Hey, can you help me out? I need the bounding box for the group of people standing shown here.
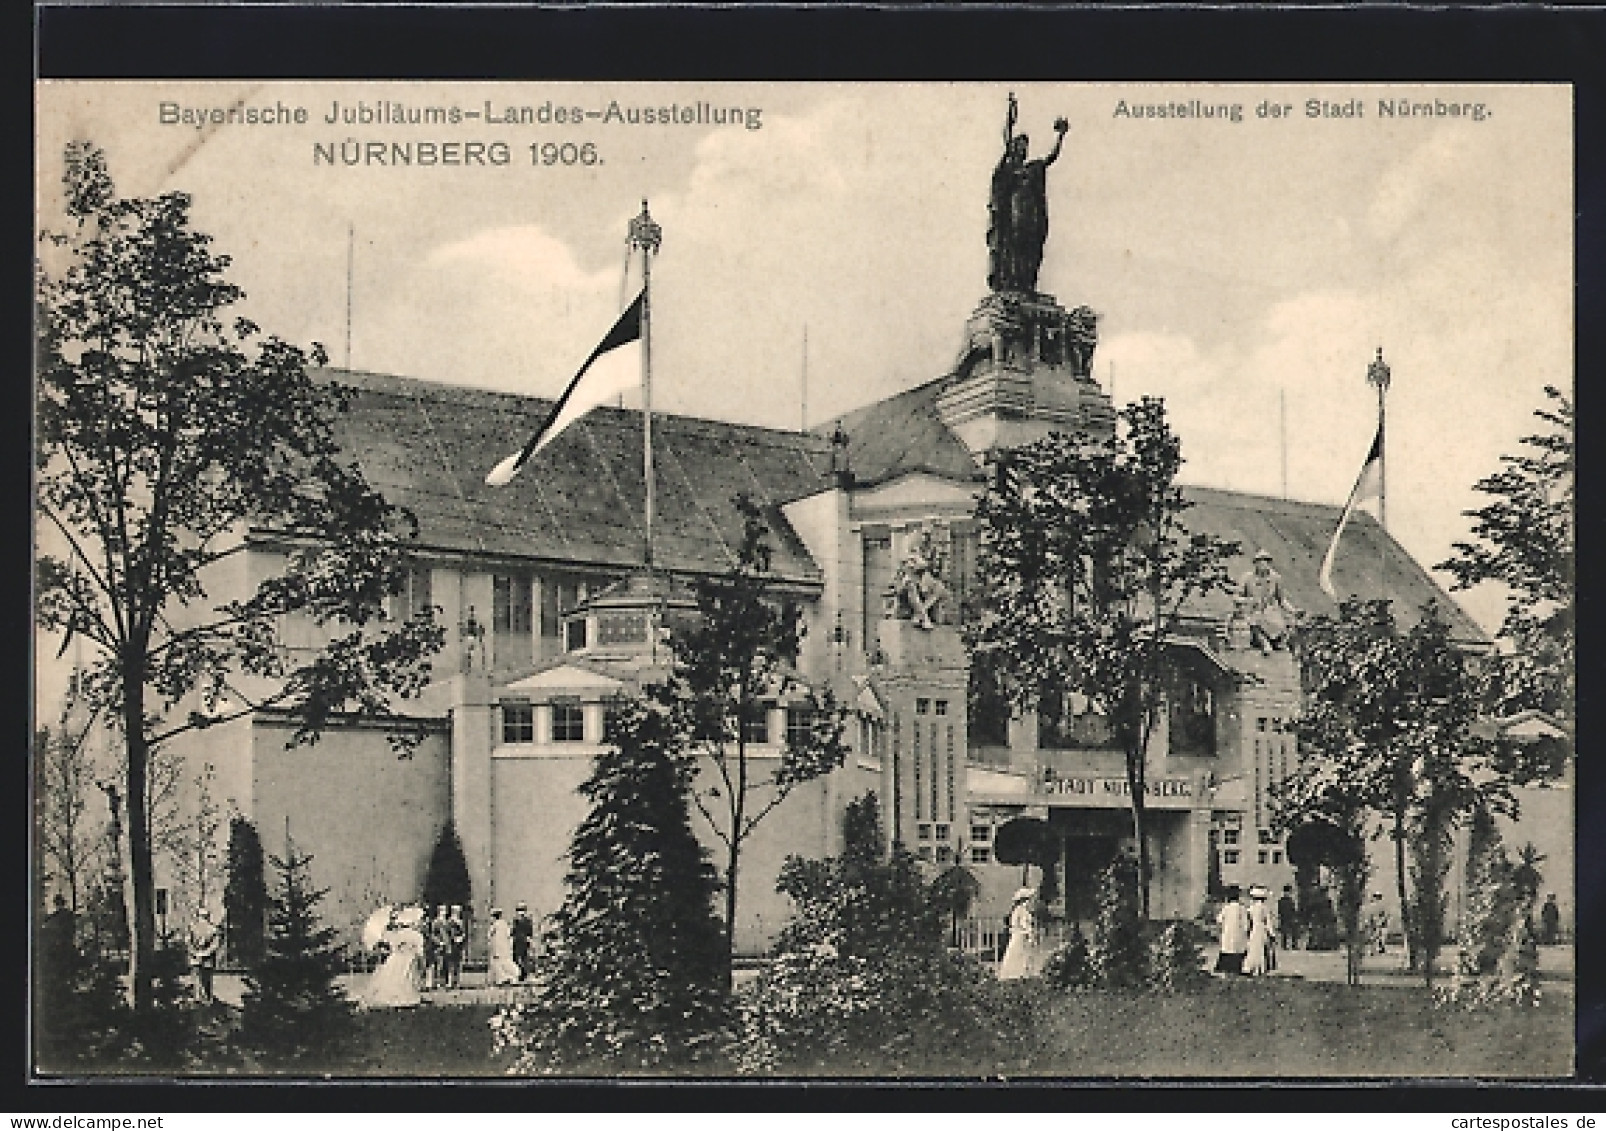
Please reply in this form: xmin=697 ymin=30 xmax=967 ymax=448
xmin=361 ymin=900 xmax=540 ymax=1006
xmin=1214 ymin=884 xmax=1280 ymax=976
xmin=485 ymin=903 xmax=536 ymax=986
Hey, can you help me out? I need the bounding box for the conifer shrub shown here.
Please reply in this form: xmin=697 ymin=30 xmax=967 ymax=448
xmin=1086 ymin=855 xmax=1146 ymax=989
xmin=224 ymin=817 xmax=268 ymax=970
xmin=237 ymin=838 xmax=355 ymax=1070
xmin=491 ymin=694 xmax=729 ymax=1074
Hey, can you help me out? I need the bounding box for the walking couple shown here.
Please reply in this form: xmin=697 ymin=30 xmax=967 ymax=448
xmin=1215 ymin=884 xmax=1276 ymax=976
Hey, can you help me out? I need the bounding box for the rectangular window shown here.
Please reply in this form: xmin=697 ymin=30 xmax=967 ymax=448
xmin=1257 ymin=850 xmax=1270 ymax=865
xmin=936 ymin=845 xmax=954 ymax=865
xmin=935 ymin=823 xmax=950 ymax=841
xmin=1223 ymin=828 xmax=1240 ymax=846
xmin=493 ymin=573 xmax=534 ymax=665
xmin=400 ymin=564 xmax=432 ymax=621
xmin=501 ymin=702 xmax=534 ymax=744
xmin=917 ymin=823 xmax=932 ymax=841
xmin=1256 ymin=716 xmax=1268 ymax=732
xmin=971 ymin=824 xmax=991 ymax=843
xmin=971 ymin=847 xmax=992 ymax=865
xmin=540 ymin=577 xmax=586 ymax=640
xmin=785 ymin=706 xmax=814 ymax=749
xmin=551 ymin=701 xmax=585 ymax=743
xmin=915 ymin=698 xmax=930 ymax=715
xmin=742 ymin=704 xmax=772 ymax=745
xmin=1223 ymin=850 xmax=1240 ymax=865
xmin=934 ymin=700 xmax=948 ymax=716
xmin=1272 ymin=850 xmax=1284 ymax=865
xmin=916 ymin=846 xmax=933 ymax=863
xmin=564 ymin=618 xmax=588 ymax=652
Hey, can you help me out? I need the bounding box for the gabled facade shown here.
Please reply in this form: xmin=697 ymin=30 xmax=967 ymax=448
xmin=148 ymin=294 xmax=1543 ymax=960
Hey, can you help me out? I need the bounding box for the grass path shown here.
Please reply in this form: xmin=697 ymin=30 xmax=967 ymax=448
xmin=334 ymin=976 xmax=1572 ymax=1079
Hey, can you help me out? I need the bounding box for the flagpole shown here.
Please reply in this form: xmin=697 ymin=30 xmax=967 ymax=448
xmin=628 ymin=200 xmax=663 ymax=571
xmin=1367 ymin=347 xmax=1392 ymax=589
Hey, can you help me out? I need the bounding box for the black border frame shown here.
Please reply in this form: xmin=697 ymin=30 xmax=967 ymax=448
xmin=26 ymin=2 xmax=1605 ymax=1110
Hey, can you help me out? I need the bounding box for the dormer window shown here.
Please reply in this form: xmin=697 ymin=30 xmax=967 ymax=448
xmin=564 ymin=617 xmax=589 ymax=653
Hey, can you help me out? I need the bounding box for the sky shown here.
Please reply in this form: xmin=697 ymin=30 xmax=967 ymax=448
xmin=34 ymin=80 xmax=1572 ymax=711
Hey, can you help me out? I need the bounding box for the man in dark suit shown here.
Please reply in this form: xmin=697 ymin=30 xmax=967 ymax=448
xmin=511 ymin=903 xmax=535 ymax=981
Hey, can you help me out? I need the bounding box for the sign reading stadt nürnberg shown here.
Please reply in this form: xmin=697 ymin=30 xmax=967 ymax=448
xmin=1039 ymin=773 xmax=1197 ymax=808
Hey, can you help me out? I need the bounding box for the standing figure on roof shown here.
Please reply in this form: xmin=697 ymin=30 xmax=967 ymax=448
xmin=988 ymin=92 xmax=1070 ymax=295
xmin=1238 ymin=549 xmax=1300 ymax=654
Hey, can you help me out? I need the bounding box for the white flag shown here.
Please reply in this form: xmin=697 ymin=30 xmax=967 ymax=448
xmin=1318 ymin=422 xmax=1383 ymax=600
xmin=485 ymin=289 xmax=645 ymax=486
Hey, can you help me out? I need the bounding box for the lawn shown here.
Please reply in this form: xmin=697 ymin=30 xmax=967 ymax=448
xmin=326 ymin=978 xmax=1572 ymax=1080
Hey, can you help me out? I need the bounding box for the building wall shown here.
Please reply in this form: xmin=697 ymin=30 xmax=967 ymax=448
xmin=250 ymin=716 xmax=451 ymax=951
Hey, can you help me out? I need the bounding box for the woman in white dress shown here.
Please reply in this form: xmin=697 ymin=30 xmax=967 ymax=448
xmin=363 ymin=905 xmax=425 ymax=1008
xmin=1243 ymin=885 xmax=1275 ymax=976
xmin=486 ymin=907 xmax=522 ymax=986
xmin=997 ymin=887 xmax=1040 ymax=981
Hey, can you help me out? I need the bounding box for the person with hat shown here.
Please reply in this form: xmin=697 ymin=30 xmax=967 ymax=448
xmin=187 ymin=906 xmax=221 ymax=1004
xmin=1238 ymin=550 xmax=1299 ymax=654
xmin=1214 ymin=885 xmax=1251 ymax=975
xmin=362 ymin=905 xmax=425 ymax=1008
xmin=511 ymin=902 xmax=535 ymax=981
xmin=1243 ymin=884 xmax=1275 ymax=976
xmin=485 ymin=907 xmax=521 ymax=986
xmin=997 ymin=887 xmax=1042 ymax=981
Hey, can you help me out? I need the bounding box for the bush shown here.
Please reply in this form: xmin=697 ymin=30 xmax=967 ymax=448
xmin=731 ymin=793 xmax=1037 ymax=1075
xmin=1086 ymin=855 xmax=1145 ymax=989
xmin=1042 ymin=922 xmax=1091 ymax=990
xmin=1146 ymin=920 xmax=1210 ymax=993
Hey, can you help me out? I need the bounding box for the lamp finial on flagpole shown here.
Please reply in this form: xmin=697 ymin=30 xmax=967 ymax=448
xmin=1366 ymin=346 xmax=1391 ymax=396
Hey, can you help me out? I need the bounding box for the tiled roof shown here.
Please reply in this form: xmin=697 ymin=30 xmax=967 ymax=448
xmin=320 ymin=369 xmax=831 ymax=585
xmin=1178 ymin=486 xmax=1486 ymax=643
xmin=821 ymin=375 xmax=981 ymax=487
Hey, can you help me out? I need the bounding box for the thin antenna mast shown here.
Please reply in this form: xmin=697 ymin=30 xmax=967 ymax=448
xmin=345 ymin=223 xmax=354 ymax=370
xmin=1280 ymin=387 xmax=1288 ymax=499
xmin=801 ymin=324 xmax=809 ymax=432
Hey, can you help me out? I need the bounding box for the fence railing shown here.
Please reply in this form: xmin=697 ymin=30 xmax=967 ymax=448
xmin=951 ymin=917 xmax=1074 ymax=962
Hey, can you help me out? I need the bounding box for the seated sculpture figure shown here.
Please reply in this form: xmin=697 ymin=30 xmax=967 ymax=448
xmin=1238 ymin=549 xmax=1300 ymax=654
xmin=889 ymin=530 xmax=951 ymax=631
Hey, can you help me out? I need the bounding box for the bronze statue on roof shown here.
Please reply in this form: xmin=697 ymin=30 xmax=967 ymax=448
xmin=987 ymin=93 xmax=1070 ymax=295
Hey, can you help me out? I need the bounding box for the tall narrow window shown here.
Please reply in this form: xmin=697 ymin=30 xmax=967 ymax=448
xmin=493 ymin=573 xmax=534 ymax=667
xmin=400 ymin=564 xmax=432 ymax=621
xmin=551 ymin=700 xmax=585 ymax=742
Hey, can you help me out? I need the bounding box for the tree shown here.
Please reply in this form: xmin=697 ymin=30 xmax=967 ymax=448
xmin=224 ymin=815 xmax=269 ymax=969
xmin=238 ymin=832 xmax=354 ymax=1069
xmin=968 ymin=399 xmax=1239 ymax=918
xmin=1438 ymin=386 xmax=1573 ymax=724
xmin=498 ymin=694 xmax=728 ymax=1072
xmin=35 ymin=706 xmax=105 ymax=917
xmin=1282 ymin=818 xmax=1365 ymax=979
xmin=668 ymin=494 xmax=849 ymax=988
xmin=420 ymin=820 xmax=472 ymax=912
xmin=1282 ymin=599 xmax=1512 ymax=987
xmin=35 ymin=143 xmax=444 ymax=1011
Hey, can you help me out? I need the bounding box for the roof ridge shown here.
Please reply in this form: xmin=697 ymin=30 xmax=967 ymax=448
xmin=321 ymin=367 xmax=834 ymax=449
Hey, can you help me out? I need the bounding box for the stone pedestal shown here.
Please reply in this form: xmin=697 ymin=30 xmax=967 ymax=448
xmin=873 ymin=620 xmax=970 ymax=859
xmin=937 ymin=290 xmax=1115 ymax=456
xmin=449 ymin=670 xmax=494 ymax=961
